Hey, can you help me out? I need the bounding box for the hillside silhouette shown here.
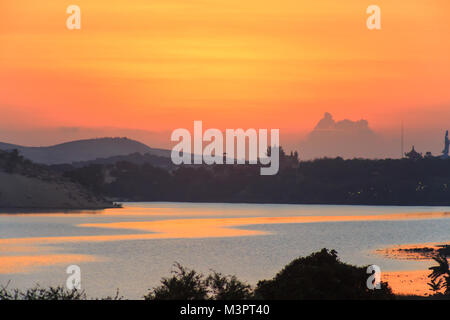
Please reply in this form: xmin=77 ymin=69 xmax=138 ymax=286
xmin=0 ymin=137 xmax=171 ymax=165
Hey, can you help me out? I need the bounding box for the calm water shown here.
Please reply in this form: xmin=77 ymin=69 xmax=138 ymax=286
xmin=1 ymin=202 xmax=450 ymax=299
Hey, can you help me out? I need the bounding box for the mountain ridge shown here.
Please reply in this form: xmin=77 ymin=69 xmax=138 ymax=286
xmin=0 ymin=137 xmax=171 ymax=165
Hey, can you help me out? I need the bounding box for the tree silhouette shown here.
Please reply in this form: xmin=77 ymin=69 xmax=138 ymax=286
xmin=428 ymin=254 xmax=450 ymax=296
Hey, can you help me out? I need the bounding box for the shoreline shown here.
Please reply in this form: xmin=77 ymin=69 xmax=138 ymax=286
xmin=112 ymin=199 xmax=450 ymax=206
xmin=377 ymin=242 xmax=450 ymax=296
xmin=0 ymin=204 xmax=121 ymax=214
xmin=4 ymin=201 xmax=450 ymax=214
xmin=375 ymin=242 xmax=450 ymax=261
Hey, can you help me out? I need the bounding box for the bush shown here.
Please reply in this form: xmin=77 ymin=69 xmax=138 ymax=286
xmin=205 ymin=272 xmax=252 ymax=300
xmin=144 ymin=263 xmax=208 ymax=300
xmin=0 ymin=283 xmax=123 ymax=300
xmin=144 ymin=263 xmax=252 ymax=300
xmin=0 ymin=284 xmax=86 ymax=300
xmin=254 ymin=248 xmax=394 ymax=300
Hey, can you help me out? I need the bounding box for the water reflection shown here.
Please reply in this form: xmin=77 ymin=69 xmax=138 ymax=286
xmin=0 ymin=254 xmax=97 ymax=274
xmin=1 ymin=209 xmax=450 ymax=275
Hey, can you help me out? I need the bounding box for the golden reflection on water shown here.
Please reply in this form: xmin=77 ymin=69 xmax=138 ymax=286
xmin=0 ymin=254 xmax=97 ymax=274
xmin=1 ymin=210 xmax=450 ymax=274
xmin=383 ymin=270 xmax=431 ymax=296
xmin=1 ymin=211 xmax=450 ymax=247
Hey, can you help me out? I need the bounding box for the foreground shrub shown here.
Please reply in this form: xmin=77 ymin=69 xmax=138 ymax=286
xmin=0 ymin=283 xmax=123 ymax=300
xmin=254 ymin=248 xmax=394 ymax=300
xmin=144 ymin=263 xmax=208 ymax=300
xmin=205 ymin=272 xmax=252 ymax=300
xmin=0 ymin=285 xmax=86 ymax=300
xmin=144 ymin=263 xmax=252 ymax=300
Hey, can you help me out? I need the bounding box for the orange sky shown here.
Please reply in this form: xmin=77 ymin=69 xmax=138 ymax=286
xmin=1 ymin=0 xmax=449 ymax=135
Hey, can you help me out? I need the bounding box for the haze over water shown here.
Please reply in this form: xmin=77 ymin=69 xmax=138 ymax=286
xmin=1 ymin=202 xmax=450 ymax=298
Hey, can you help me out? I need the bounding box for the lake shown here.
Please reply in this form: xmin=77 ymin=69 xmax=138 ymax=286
xmin=1 ymin=202 xmax=450 ymax=298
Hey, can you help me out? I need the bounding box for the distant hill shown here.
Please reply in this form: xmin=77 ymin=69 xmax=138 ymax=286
xmin=0 ymin=137 xmax=171 ymax=165
xmin=68 ymin=152 xmax=175 ymax=170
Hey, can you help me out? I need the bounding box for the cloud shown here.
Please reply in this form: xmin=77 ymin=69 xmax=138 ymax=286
xmin=299 ymin=112 xmax=384 ymax=159
xmin=313 ymin=112 xmax=372 ymax=133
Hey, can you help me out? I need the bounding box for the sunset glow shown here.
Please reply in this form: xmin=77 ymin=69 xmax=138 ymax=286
xmin=1 ymin=0 xmax=450 ymax=135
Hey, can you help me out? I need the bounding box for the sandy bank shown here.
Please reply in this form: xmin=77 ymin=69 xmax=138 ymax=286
xmin=0 ymin=171 xmax=114 ymax=210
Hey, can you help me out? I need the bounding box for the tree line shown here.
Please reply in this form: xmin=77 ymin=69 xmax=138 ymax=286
xmin=62 ymin=154 xmax=450 ymax=205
